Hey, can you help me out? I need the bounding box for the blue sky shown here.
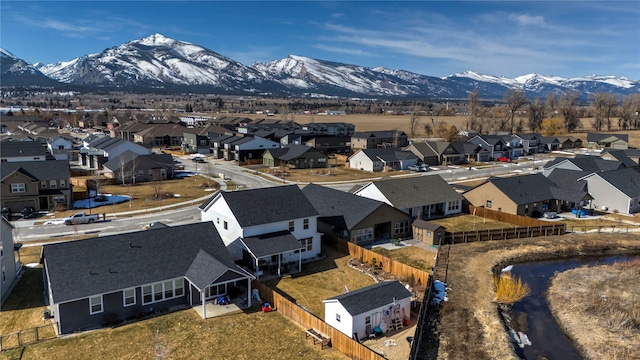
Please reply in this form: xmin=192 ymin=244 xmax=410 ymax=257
xmin=2 ymin=1 xmax=639 ymax=79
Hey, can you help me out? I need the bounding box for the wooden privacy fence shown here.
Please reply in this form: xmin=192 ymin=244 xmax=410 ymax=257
xmin=0 ymin=323 xmax=57 ymax=351
xmin=446 ymin=224 xmax=566 ymax=244
xmin=323 ymin=235 xmax=430 ymax=286
xmin=252 ymin=281 xmax=386 ymax=360
xmin=464 ymin=204 xmax=552 ymax=227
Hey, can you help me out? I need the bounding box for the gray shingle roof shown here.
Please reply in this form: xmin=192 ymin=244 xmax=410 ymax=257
xmin=481 ymin=173 xmax=590 ymax=204
xmin=1 ymin=160 xmax=70 ymax=181
xmin=241 ymin=231 xmax=303 ymax=258
xmin=184 ymin=249 xmax=247 ymax=291
xmin=593 ymin=168 xmax=640 ymax=198
xmin=102 ymin=151 xmax=174 ymax=170
xmin=200 ymin=185 xmax=319 ymax=227
xmin=302 ymin=183 xmax=401 ymax=230
xmin=544 ymin=155 xmax=624 ymax=173
xmin=42 ymin=222 xmax=249 ymax=304
xmin=365 ymin=175 xmax=463 ymax=209
xmin=546 ymin=168 xmax=589 ymax=191
xmin=358 ymin=147 xmax=418 ymax=162
xmin=0 ymin=141 xmax=47 ymax=157
xmin=587 ymin=133 xmax=629 ymax=143
xmin=265 ymin=144 xmax=320 ymax=161
xmin=324 ymin=281 xmax=412 ymax=316
xmin=412 ymin=219 xmax=443 ymax=231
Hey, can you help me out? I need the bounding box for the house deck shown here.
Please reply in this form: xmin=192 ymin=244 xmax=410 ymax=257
xmin=192 ymin=298 xmax=247 ymax=319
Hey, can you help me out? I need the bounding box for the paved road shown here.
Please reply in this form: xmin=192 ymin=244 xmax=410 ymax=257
xmin=16 ymin=155 xmax=548 ymax=243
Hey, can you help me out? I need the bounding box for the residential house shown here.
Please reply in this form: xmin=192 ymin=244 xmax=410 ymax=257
xmin=600 ymin=149 xmax=640 ymax=171
xmin=404 ymin=142 xmax=448 ymax=166
xmin=348 ymin=147 xmax=418 ymax=172
xmin=450 ymin=142 xmax=490 ymax=163
xmin=182 ymin=132 xmax=211 ymax=154
xmin=468 ymin=135 xmax=507 ymax=160
xmin=102 ymin=151 xmax=175 ymax=183
xmin=0 ymin=141 xmax=49 ymax=162
xmin=404 ymin=141 xmax=486 ymax=165
xmin=1 ymin=160 xmax=71 ymax=212
xmin=41 ymin=222 xmax=254 ymax=334
xmin=1 ymin=217 xmax=20 ymax=306
xmin=463 ymin=174 xmax=592 ymax=217
xmin=353 ymin=176 xmax=464 ymax=219
xmin=412 ymin=220 xmax=446 ymax=246
xmin=587 ymin=133 xmax=629 ymax=150
xmin=199 ymin=185 xmax=322 ymax=279
xmin=46 ymin=136 xmax=74 ymax=160
xmin=323 ymin=281 xmax=412 ymax=340
xmin=227 ymin=136 xmax=280 ymax=163
xmin=300 ymin=122 xmax=355 ymax=136
xmin=555 ymin=136 xmax=583 ymax=150
xmin=539 ymin=136 xmax=561 ymax=152
xmin=512 ymin=133 xmax=544 ymax=154
xmin=578 ymin=169 xmax=640 ymax=214
xmin=542 ymin=155 xmax=625 ymax=177
xmin=262 ymin=144 xmax=327 ymax=169
xmin=209 ymin=134 xmax=237 ymax=159
xmin=304 ymin=136 xmax=352 ymax=155
xmin=80 ymin=137 xmax=151 ymax=169
xmin=133 ymin=123 xmax=187 ymax=147
xmin=301 ymin=184 xmax=414 ymax=244
xmin=351 ymin=130 xmax=408 ymax=150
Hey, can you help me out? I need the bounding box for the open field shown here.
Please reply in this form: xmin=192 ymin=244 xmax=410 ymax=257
xmin=422 ymin=233 xmax=640 ymax=360
xmin=262 ymin=246 xmax=376 ymax=318
xmin=257 ymin=164 xmax=412 ymax=183
xmin=547 ymin=259 xmax=640 ymax=360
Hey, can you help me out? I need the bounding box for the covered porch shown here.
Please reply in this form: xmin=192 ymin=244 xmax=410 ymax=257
xmin=240 ymin=231 xmax=304 ymax=280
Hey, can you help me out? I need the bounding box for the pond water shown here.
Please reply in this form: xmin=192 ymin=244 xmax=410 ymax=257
xmin=505 ymin=255 xmax=639 ymax=360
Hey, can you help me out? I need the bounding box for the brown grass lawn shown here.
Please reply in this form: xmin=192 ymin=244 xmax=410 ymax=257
xmin=49 ymin=176 xmax=216 ymax=218
xmin=257 ymin=165 xmax=409 ymax=183
xmin=262 ymin=246 xmax=376 ymax=318
xmin=370 ymin=246 xmax=436 ymax=272
xmin=430 ymin=214 xmax=516 ymax=232
xmin=1 ymin=308 xmax=348 ymax=360
xmin=547 ymin=260 xmax=640 ymax=360
xmin=427 ymin=233 xmax=640 ymax=360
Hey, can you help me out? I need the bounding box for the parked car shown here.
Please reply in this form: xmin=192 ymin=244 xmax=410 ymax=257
xmin=496 ymin=156 xmax=512 ymax=162
xmin=21 ymin=207 xmax=36 ymax=218
xmin=1 ymin=207 xmax=11 ymax=219
xmin=408 ymin=164 xmax=430 ymax=172
xmin=543 ymin=211 xmax=558 ymax=219
xmin=63 ymin=212 xmax=99 ymax=225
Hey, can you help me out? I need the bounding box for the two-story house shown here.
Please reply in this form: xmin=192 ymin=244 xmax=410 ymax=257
xmin=1 ymin=160 xmax=71 ymax=212
xmin=80 ymin=137 xmax=151 ymax=169
xmin=199 ymin=185 xmax=321 ymax=279
xmin=351 ymin=130 xmax=408 ymax=150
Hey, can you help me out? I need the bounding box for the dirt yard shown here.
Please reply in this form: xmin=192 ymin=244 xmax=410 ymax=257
xmin=423 ymin=233 xmax=640 ymax=360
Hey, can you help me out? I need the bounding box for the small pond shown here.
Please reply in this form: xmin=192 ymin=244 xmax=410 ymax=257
xmin=505 ymin=255 xmax=639 ymax=360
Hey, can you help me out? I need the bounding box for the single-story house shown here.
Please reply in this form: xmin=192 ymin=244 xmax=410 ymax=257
xmin=41 ymin=222 xmax=254 ymax=334
xmin=348 ymin=147 xmax=418 ymax=172
xmin=353 ymin=175 xmax=464 ymax=219
xmin=323 ymin=281 xmax=412 ymax=340
xmin=102 ymin=151 xmax=175 ymax=183
xmin=301 ymin=183 xmax=414 ymax=244
xmin=587 ymin=133 xmax=629 ymax=150
xmin=578 ymin=168 xmax=640 ymax=214
xmin=262 ymin=144 xmax=327 ymax=169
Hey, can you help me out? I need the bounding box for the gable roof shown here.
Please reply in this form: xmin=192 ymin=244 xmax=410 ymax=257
xmin=323 ymin=281 xmax=412 ymax=316
xmin=0 ymin=141 xmax=47 ymax=158
xmin=265 ymin=144 xmax=322 ymax=161
xmin=584 ymin=168 xmax=640 ymax=198
xmin=412 ymin=219 xmax=444 ymax=231
xmin=543 ymin=155 xmax=624 ymax=173
xmin=362 ymin=175 xmax=463 ymax=209
xmin=353 ymin=147 xmax=418 ymax=162
xmin=352 ymin=130 xmax=406 ymax=138
xmin=587 ymin=133 xmax=629 ymax=143
xmin=42 ymin=222 xmax=249 ymax=304
xmin=102 ymin=151 xmax=174 ymax=171
xmin=1 ymin=160 xmax=70 ymax=181
xmin=474 ymin=173 xmax=590 ymax=204
xmin=184 ymin=249 xmax=248 ymax=291
xmin=302 ymin=184 xmax=406 ymax=230
xmin=199 ymin=185 xmax=318 ymax=227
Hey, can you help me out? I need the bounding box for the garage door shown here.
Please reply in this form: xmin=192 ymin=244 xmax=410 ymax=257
xmin=3 ymin=200 xmax=37 ymax=213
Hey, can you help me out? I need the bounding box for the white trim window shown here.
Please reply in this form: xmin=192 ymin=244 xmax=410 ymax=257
xmin=351 ymin=227 xmax=373 ymax=243
xmin=303 ymin=218 xmax=309 ymax=230
xmin=123 ymin=288 xmax=136 ymax=307
xmin=89 ymin=295 xmax=103 ymax=314
xmin=394 ymin=220 xmax=411 ymax=235
xmin=141 ymin=278 xmax=184 ymax=305
xmin=50 ymin=180 xmax=57 ymax=189
xmin=447 ymin=201 xmax=460 ymax=212
xmin=299 ymin=238 xmax=312 ymax=252
xmin=60 ymin=179 xmax=66 ymax=188
xmin=11 ymin=183 xmax=26 ymax=193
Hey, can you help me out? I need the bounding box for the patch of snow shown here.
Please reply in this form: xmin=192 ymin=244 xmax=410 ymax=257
xmin=26 ymin=263 xmax=40 ymax=268
xmin=43 ymin=219 xmax=66 ymax=225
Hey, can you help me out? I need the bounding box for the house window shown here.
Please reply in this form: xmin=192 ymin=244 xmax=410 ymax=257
xmin=395 ymin=220 xmax=411 ymax=235
xmin=223 ymin=221 xmax=228 ymax=230
xmin=60 ymin=180 xmax=66 ymax=188
xmin=216 ymin=217 xmax=220 ymax=224
xmin=288 ymin=221 xmax=295 ymax=232
xmin=427 ymin=231 xmax=432 ymax=237
xmin=50 ymin=180 xmax=57 ymax=189
xmin=11 ymin=183 xmax=26 ymax=193
xmin=299 ymin=238 xmax=312 ymax=252
xmin=303 ymin=218 xmax=309 ymax=230
xmin=123 ymin=288 xmax=136 ymax=306
xmin=138 ymin=170 xmax=144 ymax=177
xmin=53 ymin=196 xmax=65 ymax=203
xmin=89 ymin=295 xmax=103 ymax=314
xmin=141 ymin=278 xmax=183 ymax=305
xmin=486 ymin=200 xmax=492 ymax=209
xmin=447 ymin=201 xmax=460 ymax=211
xmin=336 ymin=314 xmax=341 ymax=322
xmin=351 ymin=227 xmax=374 ymax=243
xmin=41 ymin=181 xmax=47 ymax=188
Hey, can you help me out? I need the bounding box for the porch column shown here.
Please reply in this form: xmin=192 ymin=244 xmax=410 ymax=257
xmin=255 ymin=257 xmax=260 ymax=280
xmin=201 ymin=291 xmax=206 ymax=319
xmin=247 ymin=278 xmax=252 ymax=307
xmin=277 ymin=255 xmax=281 ymax=277
xmin=189 ymin=284 xmax=193 ymax=306
xmin=298 ymin=251 xmax=302 ymax=274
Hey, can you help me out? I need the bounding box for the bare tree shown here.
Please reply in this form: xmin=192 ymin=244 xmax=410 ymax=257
xmin=591 ymin=92 xmax=617 ymax=131
xmin=465 ymin=90 xmax=481 ymax=131
xmin=619 ymin=93 xmax=640 ymax=129
xmin=433 ymin=121 xmax=459 ymax=142
xmin=409 ymin=109 xmax=421 ymax=138
xmin=528 ymin=98 xmax=546 ymax=131
xmin=504 ymin=89 xmax=528 ymax=132
xmin=559 ymin=90 xmax=581 ymax=132
xmin=545 ymin=92 xmax=558 ymax=117
xmin=117 ymin=155 xmax=128 ymax=185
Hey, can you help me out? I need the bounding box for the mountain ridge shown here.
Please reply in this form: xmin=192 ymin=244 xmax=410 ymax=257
xmin=3 ymin=33 xmax=638 ymax=99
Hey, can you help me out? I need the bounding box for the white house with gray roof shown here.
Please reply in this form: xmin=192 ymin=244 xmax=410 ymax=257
xmin=578 ymin=168 xmax=640 ymax=214
xmin=354 ymin=175 xmax=464 ymax=219
xmin=348 ymin=147 xmax=418 ymax=172
xmin=41 ymin=222 xmax=253 ymax=334
xmin=199 ymin=185 xmax=321 ymax=279
xmin=323 ymin=281 xmax=412 ymax=340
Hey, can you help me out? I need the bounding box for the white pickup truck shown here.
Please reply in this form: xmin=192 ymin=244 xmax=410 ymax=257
xmin=63 ymin=212 xmax=99 ymax=225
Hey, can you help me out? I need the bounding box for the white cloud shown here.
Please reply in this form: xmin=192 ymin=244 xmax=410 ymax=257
xmin=508 ymin=14 xmax=546 ymax=26
xmin=313 ymin=44 xmax=377 ymax=57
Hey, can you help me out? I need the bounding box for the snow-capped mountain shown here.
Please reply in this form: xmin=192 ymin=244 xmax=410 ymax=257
xmin=1 ymin=48 xmax=62 ymax=87
xmin=37 ymin=33 xmax=283 ymax=93
xmin=4 ymin=34 xmax=639 ymax=99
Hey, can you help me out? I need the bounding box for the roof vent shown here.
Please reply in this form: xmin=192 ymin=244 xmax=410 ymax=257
xmin=89 ymin=270 xmax=98 ymax=275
